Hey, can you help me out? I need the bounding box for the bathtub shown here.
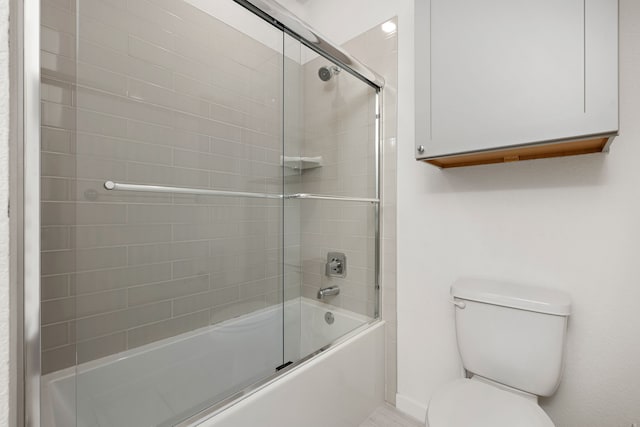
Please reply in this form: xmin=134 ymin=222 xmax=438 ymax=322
xmin=41 ymin=298 xmax=384 ymax=427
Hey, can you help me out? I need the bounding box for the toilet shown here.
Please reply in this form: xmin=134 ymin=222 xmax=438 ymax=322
xmin=426 ymin=278 xmax=572 ymax=427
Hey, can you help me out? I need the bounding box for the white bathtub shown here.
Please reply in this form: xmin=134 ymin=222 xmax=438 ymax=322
xmin=42 ymin=298 xmax=384 ymax=427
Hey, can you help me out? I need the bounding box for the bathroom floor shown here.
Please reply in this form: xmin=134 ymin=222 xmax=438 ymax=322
xmin=360 ymin=404 xmax=423 ymax=427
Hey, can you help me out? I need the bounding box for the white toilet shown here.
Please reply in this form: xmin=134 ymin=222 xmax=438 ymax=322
xmin=426 ymin=278 xmax=572 ymax=427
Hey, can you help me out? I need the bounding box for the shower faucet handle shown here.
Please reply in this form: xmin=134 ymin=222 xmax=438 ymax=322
xmin=325 ymin=252 xmax=346 ymax=277
xmin=328 ymin=258 xmax=341 ymax=270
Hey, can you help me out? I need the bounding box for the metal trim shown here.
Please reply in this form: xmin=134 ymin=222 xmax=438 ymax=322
xmin=104 ymin=181 xmax=283 ymax=200
xmin=8 ymin=0 xmax=26 ymax=422
xmin=232 ymin=0 xmax=385 ymax=89
xmin=416 ymin=131 xmax=619 ymax=161
xmin=374 ymin=89 xmax=381 ymax=319
xmin=602 ymin=135 xmax=616 ymax=153
xmin=103 ymin=181 xmax=380 ymax=203
xmin=294 ymin=193 xmax=379 ymax=203
xmin=22 ymin=0 xmax=41 ymax=421
xmin=174 ymin=319 xmax=383 ymax=427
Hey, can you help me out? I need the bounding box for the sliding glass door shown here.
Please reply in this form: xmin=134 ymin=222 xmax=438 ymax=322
xmin=41 ymin=0 xmax=287 ymax=424
xmin=38 ymin=0 xmax=380 ymax=425
xmin=283 ymin=40 xmax=380 ymax=364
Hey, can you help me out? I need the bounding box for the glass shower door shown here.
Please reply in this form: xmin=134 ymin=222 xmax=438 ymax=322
xmin=40 ymin=0 xmax=381 ymax=425
xmin=282 ymin=38 xmax=380 ymax=363
xmin=42 ymin=0 xmax=287 ymax=425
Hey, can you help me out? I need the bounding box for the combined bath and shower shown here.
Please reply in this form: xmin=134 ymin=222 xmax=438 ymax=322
xmin=318 ymin=65 xmax=341 ymax=81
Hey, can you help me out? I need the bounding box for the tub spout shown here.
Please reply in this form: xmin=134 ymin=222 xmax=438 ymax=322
xmin=317 ymin=286 xmax=340 ymax=299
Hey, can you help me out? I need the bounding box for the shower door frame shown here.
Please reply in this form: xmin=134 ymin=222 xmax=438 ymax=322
xmin=14 ymin=0 xmax=384 ymax=425
xmin=12 ymin=0 xmax=42 ymax=422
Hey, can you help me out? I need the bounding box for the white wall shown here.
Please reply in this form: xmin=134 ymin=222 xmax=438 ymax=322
xmin=281 ymin=0 xmax=640 ymax=426
xmin=397 ymin=0 xmax=640 ymax=425
xmin=0 ymin=0 xmax=11 ymax=421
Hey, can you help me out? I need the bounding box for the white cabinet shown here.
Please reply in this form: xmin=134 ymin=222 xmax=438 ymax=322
xmin=415 ymin=0 xmax=618 ymax=167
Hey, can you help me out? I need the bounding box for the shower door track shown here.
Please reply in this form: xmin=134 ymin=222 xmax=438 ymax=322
xmin=103 ymin=181 xmax=380 ymax=204
xmin=233 ymin=0 xmax=385 ymax=89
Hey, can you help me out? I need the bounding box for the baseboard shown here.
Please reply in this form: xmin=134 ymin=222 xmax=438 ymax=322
xmin=395 ymin=393 xmax=427 ymax=424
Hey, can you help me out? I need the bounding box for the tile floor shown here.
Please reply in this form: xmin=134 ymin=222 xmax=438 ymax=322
xmin=360 ymin=404 xmax=424 ymax=427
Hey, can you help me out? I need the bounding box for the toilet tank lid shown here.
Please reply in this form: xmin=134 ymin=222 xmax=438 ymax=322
xmin=451 ymin=279 xmax=572 ymax=316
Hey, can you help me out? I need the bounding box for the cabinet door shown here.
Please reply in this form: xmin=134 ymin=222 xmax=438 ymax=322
xmin=416 ymin=0 xmax=618 ymax=158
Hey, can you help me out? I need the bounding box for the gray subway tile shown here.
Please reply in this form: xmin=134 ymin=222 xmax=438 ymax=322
xmin=42 ymin=297 xmax=75 ymax=325
xmin=210 ymin=296 xmax=266 ymax=326
xmin=72 ymin=224 xmax=172 ymax=248
xmin=127 ymin=275 xmax=209 ymax=306
xmin=41 ymin=178 xmax=70 ymax=201
xmin=76 ymin=108 xmax=127 ymax=138
xmin=171 ymin=223 xmax=239 ymax=241
xmin=126 ymin=241 xmax=209 ymax=265
xmin=41 ymin=202 xmax=127 ymax=226
xmin=127 ymin=204 xmax=209 ymax=225
xmin=41 ymin=50 xmax=76 ymax=82
xmin=127 ymin=78 xmax=209 ymax=117
xmin=41 ymin=127 xmax=73 ymax=154
xmin=172 ymin=286 xmax=239 ymax=316
xmin=41 ymin=3 xmax=75 ymax=33
xmin=76 ymin=289 xmax=127 ymax=318
xmin=41 ymin=322 xmax=70 ymax=350
xmin=127 ymin=36 xmax=209 ymax=84
xmin=126 ymin=162 xmax=209 ymax=187
xmin=41 ymin=78 xmax=74 ymax=105
xmin=75 ymin=301 xmax=171 ymax=341
xmin=42 ymin=102 xmax=75 ymax=130
xmin=171 ymin=255 xmax=239 ymax=280
xmin=126 ymin=120 xmax=209 ymax=151
xmin=41 ymin=26 xmax=76 ymax=58
xmin=77 ymin=87 xmax=173 ymax=127
xmin=72 ymin=263 xmax=172 ymax=295
xmin=75 ymin=133 xmax=173 ymax=164
xmin=41 ymin=226 xmax=70 ymax=251
xmin=41 ymin=246 xmax=127 ymax=275
xmin=77 ymin=332 xmax=127 ymax=363
xmin=238 ymin=277 xmax=280 ymax=300
xmin=41 ymin=344 xmax=76 ymax=375
xmin=41 ymin=275 xmax=70 ymax=300
xmin=126 ymin=310 xmax=209 ymax=349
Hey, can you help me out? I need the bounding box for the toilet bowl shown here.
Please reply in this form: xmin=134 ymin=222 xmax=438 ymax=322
xmin=426 ymin=377 xmax=554 ymax=427
xmin=425 ymin=279 xmax=571 ymax=427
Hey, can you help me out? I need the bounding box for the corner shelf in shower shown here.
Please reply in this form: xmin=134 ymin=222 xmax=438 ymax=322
xmin=280 ymin=155 xmax=323 ymax=171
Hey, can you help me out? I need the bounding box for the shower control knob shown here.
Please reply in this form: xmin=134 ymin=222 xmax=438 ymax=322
xmin=325 ymin=252 xmax=346 ymax=278
xmin=417 ymin=145 xmax=425 ymax=154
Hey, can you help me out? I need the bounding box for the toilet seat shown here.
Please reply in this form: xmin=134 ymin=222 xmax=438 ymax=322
xmin=427 ymin=378 xmax=554 ymax=427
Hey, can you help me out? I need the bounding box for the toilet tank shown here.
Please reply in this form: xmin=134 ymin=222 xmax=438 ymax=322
xmin=452 ymin=279 xmax=571 ymax=397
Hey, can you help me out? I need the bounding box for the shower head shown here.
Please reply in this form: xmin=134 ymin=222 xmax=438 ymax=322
xmin=318 ymin=65 xmax=340 ymax=81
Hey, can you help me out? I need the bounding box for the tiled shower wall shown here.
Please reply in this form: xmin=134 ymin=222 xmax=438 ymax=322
xmin=39 ymin=0 xmax=294 ymax=373
xmin=298 ymin=51 xmax=377 ymax=318
xmin=298 ymin=25 xmax=396 ymax=324
xmin=298 ymin=21 xmax=398 ymax=402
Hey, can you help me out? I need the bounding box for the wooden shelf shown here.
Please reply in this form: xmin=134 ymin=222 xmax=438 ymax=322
xmin=423 ymin=137 xmax=612 ymax=169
